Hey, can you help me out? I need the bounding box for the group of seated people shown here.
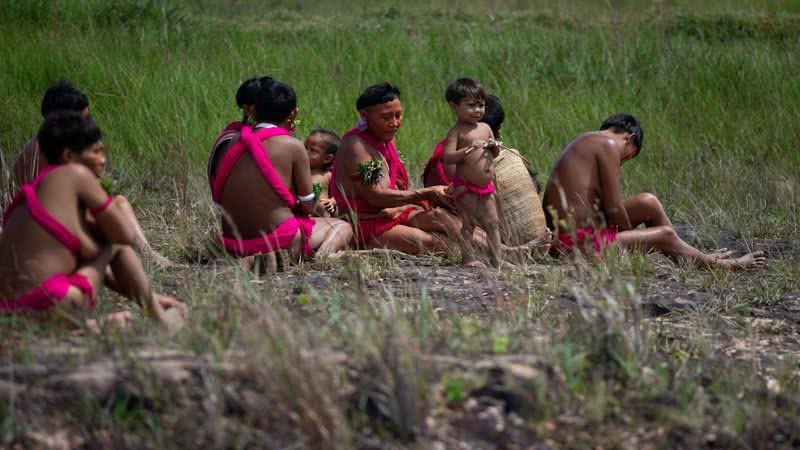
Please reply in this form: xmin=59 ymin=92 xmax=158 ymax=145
xmin=0 ymin=78 xmax=766 ymax=331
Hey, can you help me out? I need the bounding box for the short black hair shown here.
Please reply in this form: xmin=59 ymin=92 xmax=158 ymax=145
xmin=445 ymin=77 xmax=486 ymax=104
xmin=254 ymin=77 xmax=297 ymax=124
xmin=309 ymin=128 xmax=341 ymax=171
xmin=482 ymin=94 xmax=505 ymax=139
xmin=600 ymin=113 xmax=643 ymax=154
xmin=356 ymin=82 xmax=401 ymax=111
xmin=38 ymin=112 xmax=102 ymax=164
xmin=40 ymin=80 xmax=89 ymax=117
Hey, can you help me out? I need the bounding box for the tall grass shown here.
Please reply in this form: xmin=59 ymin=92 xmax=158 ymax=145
xmin=0 ymin=0 xmax=798 ymax=239
xmin=0 ymin=4 xmax=799 ymax=447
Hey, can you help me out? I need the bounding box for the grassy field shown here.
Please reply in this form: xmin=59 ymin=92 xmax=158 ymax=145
xmin=1 ymin=1 xmax=799 ymax=448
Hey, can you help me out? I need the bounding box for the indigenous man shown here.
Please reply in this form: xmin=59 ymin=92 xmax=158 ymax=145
xmin=543 ymin=113 xmax=766 ymax=269
xmin=210 ymin=77 xmax=352 ymax=271
xmin=6 ymin=80 xmax=177 ymax=268
xmin=332 ymin=82 xmax=492 ymax=256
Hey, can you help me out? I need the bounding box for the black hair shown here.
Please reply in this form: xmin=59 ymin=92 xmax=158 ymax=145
xmin=236 ymin=77 xmax=262 ymax=122
xmin=445 ymin=77 xmax=487 ymax=105
xmin=254 ymin=77 xmax=297 ymax=124
xmin=309 ymin=128 xmax=341 ymax=171
xmin=37 ymin=112 xmax=103 ymax=164
xmin=482 ymin=94 xmax=505 ymax=139
xmin=356 ymin=82 xmax=401 ymax=111
xmin=40 ymin=80 xmax=89 ymax=117
xmin=600 ymin=113 xmax=643 ymax=154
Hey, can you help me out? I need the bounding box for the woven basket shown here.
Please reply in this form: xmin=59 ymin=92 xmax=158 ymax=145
xmin=493 ymin=148 xmax=549 ymax=246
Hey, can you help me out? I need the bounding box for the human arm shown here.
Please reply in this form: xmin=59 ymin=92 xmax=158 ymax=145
xmin=292 ymin=140 xmax=319 ymax=216
xmin=341 ymin=138 xmax=451 ymax=209
xmin=74 ymin=165 xmax=137 ymax=244
xmin=441 ymin=129 xmax=470 ymax=164
xmin=597 ymin=144 xmax=633 ymax=231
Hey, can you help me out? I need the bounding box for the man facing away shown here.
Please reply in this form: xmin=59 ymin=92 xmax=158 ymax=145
xmin=542 ymin=113 xmax=766 ymax=269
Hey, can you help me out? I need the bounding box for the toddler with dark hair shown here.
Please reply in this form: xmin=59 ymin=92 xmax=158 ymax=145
xmin=304 ymin=128 xmax=340 ymax=217
xmin=441 ymin=77 xmax=504 ymax=267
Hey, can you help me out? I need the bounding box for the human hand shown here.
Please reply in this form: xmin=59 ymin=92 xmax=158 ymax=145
xmin=425 ymin=185 xmax=455 ymax=209
xmin=321 ymin=198 xmax=337 ymax=214
xmin=485 ymin=139 xmax=501 ymax=157
xmin=155 ymin=295 xmax=188 ymax=333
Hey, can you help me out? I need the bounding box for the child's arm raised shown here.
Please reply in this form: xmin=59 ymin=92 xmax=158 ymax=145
xmin=74 ymin=165 xmax=137 ymax=245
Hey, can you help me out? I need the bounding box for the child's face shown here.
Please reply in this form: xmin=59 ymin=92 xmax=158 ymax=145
xmin=451 ymin=97 xmax=486 ymax=124
xmin=305 ymin=134 xmax=331 ymax=170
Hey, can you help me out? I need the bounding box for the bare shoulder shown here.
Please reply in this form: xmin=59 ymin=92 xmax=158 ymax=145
xmin=476 ymin=122 xmax=493 ymax=135
xmin=339 ymin=134 xmax=371 ymax=160
xmin=57 ymin=163 xmax=96 ymax=181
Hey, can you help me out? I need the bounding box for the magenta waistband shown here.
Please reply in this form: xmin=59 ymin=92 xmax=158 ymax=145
xmin=0 ymin=273 xmax=95 ymax=312
xmin=222 ymin=216 xmax=316 ymax=257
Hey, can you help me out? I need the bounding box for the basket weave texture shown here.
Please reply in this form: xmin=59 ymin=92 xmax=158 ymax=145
xmin=493 ymin=148 xmax=549 ymax=246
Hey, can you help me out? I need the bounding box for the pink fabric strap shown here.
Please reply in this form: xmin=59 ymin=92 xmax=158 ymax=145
xmin=208 ymin=121 xmax=245 ymax=189
xmin=452 ymin=175 xmax=495 ymax=200
xmin=331 ymin=127 xmax=410 ymax=215
xmin=222 ymin=216 xmax=315 ymax=257
xmin=89 ymin=196 xmax=114 ymax=216
xmin=0 ymin=273 xmax=95 ymax=312
xmin=2 ymin=166 xmax=82 ymax=254
xmin=211 ymin=126 xmax=294 ymax=206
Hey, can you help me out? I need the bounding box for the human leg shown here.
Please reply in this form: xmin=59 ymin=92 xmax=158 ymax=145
xmin=116 ymin=196 xmax=177 ymax=268
xmin=105 ymin=244 xmax=187 ymax=326
xmin=623 ymin=193 xmax=672 ymax=228
xmin=615 ymin=226 xmax=766 ymax=269
xmin=475 ymin=194 xmax=503 ymax=267
xmin=54 ymin=246 xmax=133 ymax=331
xmin=308 ymin=217 xmax=353 ymax=256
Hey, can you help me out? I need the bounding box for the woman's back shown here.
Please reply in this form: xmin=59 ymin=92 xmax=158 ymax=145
xmin=0 ymin=166 xmax=95 ymax=298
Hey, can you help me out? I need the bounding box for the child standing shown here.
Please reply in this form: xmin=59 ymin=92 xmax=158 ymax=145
xmin=304 ymin=128 xmax=340 ymax=217
xmin=441 ymin=78 xmax=504 ymax=267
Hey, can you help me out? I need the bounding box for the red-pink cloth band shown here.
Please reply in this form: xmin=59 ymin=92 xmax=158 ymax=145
xmin=89 ymin=196 xmax=114 ymax=216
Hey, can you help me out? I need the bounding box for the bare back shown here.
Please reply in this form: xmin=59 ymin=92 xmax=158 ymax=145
xmin=216 ymin=134 xmax=312 ymax=238
xmin=543 ymin=132 xmax=621 ymax=230
xmin=0 ymin=166 xmax=106 ymax=298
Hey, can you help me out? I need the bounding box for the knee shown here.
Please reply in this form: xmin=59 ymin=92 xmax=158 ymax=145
xmin=635 ymin=192 xmax=662 ymax=210
xmin=334 ymin=220 xmax=354 ymax=240
xmin=654 ymin=226 xmax=677 ymax=243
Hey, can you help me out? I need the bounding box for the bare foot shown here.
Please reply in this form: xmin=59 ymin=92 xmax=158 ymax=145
xmin=713 ymin=251 xmax=767 ymax=270
xmin=515 ymin=235 xmax=552 ymax=259
xmin=463 ymin=259 xmax=487 ymax=268
xmin=709 ymin=248 xmax=734 ymax=260
xmin=86 ymin=311 xmax=133 ymax=334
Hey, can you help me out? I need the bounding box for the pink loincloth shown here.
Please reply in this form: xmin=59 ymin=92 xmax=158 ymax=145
xmin=353 ymin=207 xmax=416 ymax=247
xmin=452 ymin=175 xmax=495 ymax=200
xmin=555 ymin=227 xmax=618 ymax=255
xmin=0 ymin=273 xmax=95 ymax=312
xmin=223 ymin=216 xmax=315 ymax=257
